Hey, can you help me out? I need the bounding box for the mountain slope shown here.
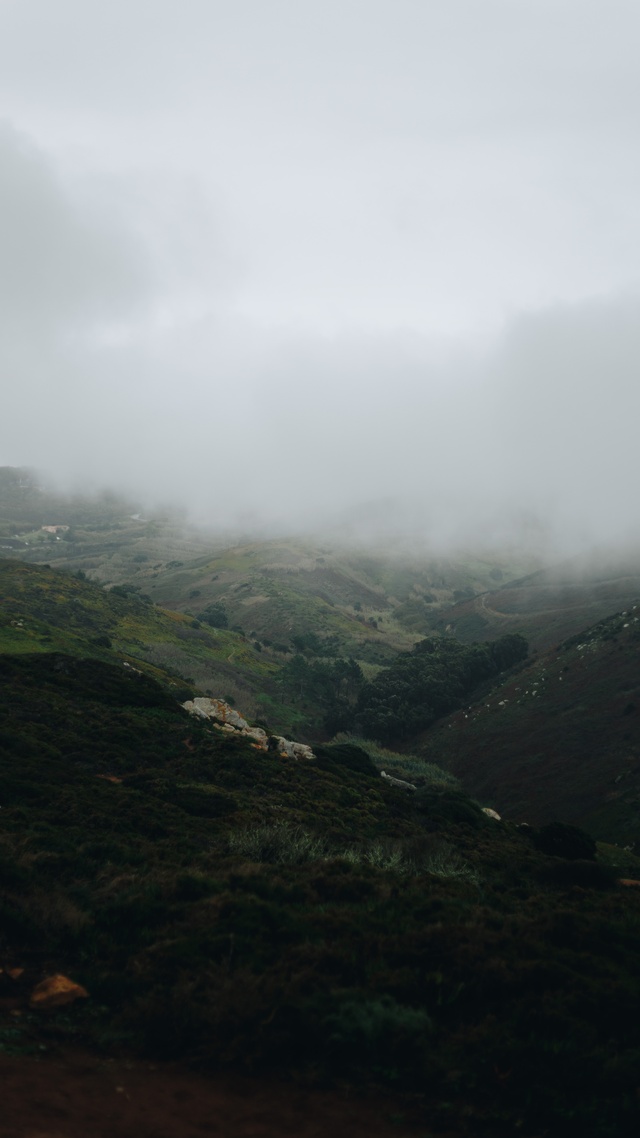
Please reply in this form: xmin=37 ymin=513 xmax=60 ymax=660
xmin=2 ymin=649 xmax=640 ymax=1135
xmin=431 ymin=546 xmax=640 ymax=650
xmin=145 ymin=537 xmax=535 ymax=661
xmin=0 ymin=559 xmax=301 ymax=730
xmin=420 ymin=606 xmax=640 ymax=844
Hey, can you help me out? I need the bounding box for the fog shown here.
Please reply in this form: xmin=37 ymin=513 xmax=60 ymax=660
xmin=1 ymin=1 xmax=640 ymax=554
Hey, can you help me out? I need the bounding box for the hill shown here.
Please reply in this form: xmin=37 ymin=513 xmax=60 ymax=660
xmin=430 ymin=545 xmax=640 ymax=650
xmin=0 ymin=559 xmax=304 ymax=734
xmin=2 ymin=648 xmax=640 ymax=1135
xmin=420 ymin=606 xmax=640 ymax=845
xmin=0 ymin=467 xmax=540 ymax=658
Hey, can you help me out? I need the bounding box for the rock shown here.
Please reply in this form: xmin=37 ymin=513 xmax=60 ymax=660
xmin=380 ymin=770 xmax=417 ymax=790
xmin=482 ymin=807 xmax=502 ymax=821
xmin=182 ymin=697 xmax=310 ymax=757
xmin=182 ymin=698 xmax=250 ymax=730
xmin=268 ymin=736 xmax=315 ymax=760
xmin=29 ymin=974 xmax=89 ymax=1010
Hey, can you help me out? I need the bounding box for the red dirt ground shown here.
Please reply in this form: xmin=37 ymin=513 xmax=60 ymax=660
xmin=0 ymin=1051 xmax=432 ymax=1138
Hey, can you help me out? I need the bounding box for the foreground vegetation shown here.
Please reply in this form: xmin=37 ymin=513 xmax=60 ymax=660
xmin=1 ymin=651 xmax=640 ymax=1135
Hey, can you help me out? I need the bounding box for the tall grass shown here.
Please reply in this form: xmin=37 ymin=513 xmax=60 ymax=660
xmin=228 ymin=824 xmax=479 ymax=882
xmin=332 ymin=733 xmax=459 ymax=788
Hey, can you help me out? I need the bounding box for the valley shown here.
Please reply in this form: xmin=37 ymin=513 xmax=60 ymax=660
xmin=2 ymin=470 xmax=640 ymax=1136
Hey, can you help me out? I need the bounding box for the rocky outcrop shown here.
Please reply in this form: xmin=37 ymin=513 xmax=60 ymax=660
xmin=181 ymin=698 xmax=314 ymax=759
xmin=268 ymin=736 xmax=314 ymax=761
xmin=182 ymin=697 xmax=251 ymax=730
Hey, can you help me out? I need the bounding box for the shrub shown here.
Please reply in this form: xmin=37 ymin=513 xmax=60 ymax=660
xmin=414 ymin=787 xmax=487 ymax=829
xmin=332 ymin=734 xmax=458 ymax=788
xmin=531 ymin=822 xmax=597 ymax=861
xmin=228 ymin=823 xmax=328 ymax=865
xmin=321 ymin=995 xmax=432 ymax=1079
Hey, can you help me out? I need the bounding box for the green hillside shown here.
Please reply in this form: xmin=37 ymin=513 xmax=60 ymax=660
xmin=0 ymin=559 xmax=306 ymax=734
xmin=144 ymin=537 xmax=535 ymax=661
xmin=0 ymin=466 xmax=539 ymax=656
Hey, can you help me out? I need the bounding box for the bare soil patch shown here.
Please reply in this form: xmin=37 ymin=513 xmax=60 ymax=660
xmin=0 ymin=1051 xmax=428 ymax=1138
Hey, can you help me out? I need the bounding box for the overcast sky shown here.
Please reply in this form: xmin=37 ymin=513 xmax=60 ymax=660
xmin=1 ymin=0 xmax=639 ymax=550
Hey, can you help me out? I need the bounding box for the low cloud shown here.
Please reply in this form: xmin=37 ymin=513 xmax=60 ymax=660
xmin=1 ymin=123 xmax=639 ymax=557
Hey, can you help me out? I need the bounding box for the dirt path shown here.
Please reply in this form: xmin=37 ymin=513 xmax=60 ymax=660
xmin=0 ymin=1051 xmax=430 ymax=1138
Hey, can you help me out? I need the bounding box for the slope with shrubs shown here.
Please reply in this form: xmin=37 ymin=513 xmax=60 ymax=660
xmin=1 ymin=652 xmax=640 ymax=1135
xmin=431 ymin=545 xmax=640 ymax=651
xmin=420 ymin=607 xmax=640 ymax=845
xmin=354 ymin=632 xmax=529 ymax=743
xmin=0 ymin=559 xmax=306 ymax=734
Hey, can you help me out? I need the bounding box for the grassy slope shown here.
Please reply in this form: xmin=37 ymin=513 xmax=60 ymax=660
xmin=2 ymin=651 xmax=640 ymax=1135
xmin=0 ymin=559 xmax=308 ymax=734
xmin=420 ymin=607 xmax=640 ymax=844
xmin=431 ymin=546 xmax=640 ymax=651
xmin=146 ymin=537 xmax=535 ymax=662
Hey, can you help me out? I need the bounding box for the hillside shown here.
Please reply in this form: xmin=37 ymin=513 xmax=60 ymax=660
xmin=431 ymin=546 xmax=640 ymax=651
xmin=0 ymin=468 xmax=539 ymax=659
xmin=0 ymin=559 xmax=305 ymax=734
xmin=6 ymin=473 xmax=640 ymax=1130
xmin=420 ymin=606 xmax=640 ymax=845
xmin=2 ymin=648 xmax=640 ymax=1135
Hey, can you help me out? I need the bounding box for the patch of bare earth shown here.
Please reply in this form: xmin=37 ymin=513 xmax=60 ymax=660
xmin=0 ymin=1052 xmax=432 ymax=1138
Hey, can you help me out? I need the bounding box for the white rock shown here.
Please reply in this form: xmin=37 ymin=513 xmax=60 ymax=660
xmin=380 ymin=770 xmax=417 ymax=790
xmin=482 ymin=807 xmax=501 ymax=821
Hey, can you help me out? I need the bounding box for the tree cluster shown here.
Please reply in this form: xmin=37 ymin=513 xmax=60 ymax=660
xmin=355 ymin=633 xmax=528 ymax=743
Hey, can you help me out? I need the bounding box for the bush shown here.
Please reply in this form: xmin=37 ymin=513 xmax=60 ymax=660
xmin=200 ymin=603 xmax=228 ymax=629
xmin=414 ymin=787 xmax=487 ymax=829
xmin=538 ymin=859 xmax=617 ymax=890
xmin=531 ymin=822 xmax=597 ymax=861
xmin=321 ymin=995 xmax=432 ymax=1079
xmin=228 ymin=823 xmax=328 ymax=865
xmin=331 ymin=734 xmax=459 ymax=788
xmin=314 ymin=744 xmax=378 ymax=777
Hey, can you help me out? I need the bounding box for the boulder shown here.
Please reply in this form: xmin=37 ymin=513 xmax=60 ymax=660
xmin=182 ymin=697 xmax=311 ymax=757
xmin=29 ymin=974 xmax=89 ymax=1010
xmin=183 ymin=698 xmax=250 ymax=730
xmin=268 ymin=735 xmax=315 ymax=760
xmin=482 ymin=807 xmax=502 ymax=821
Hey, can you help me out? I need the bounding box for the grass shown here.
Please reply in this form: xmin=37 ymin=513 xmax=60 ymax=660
xmin=1 ymin=647 xmax=640 ymax=1133
xmin=332 ymin=733 xmax=460 ymax=787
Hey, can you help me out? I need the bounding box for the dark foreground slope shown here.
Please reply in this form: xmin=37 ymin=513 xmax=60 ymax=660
xmin=421 ymin=607 xmax=640 ymax=845
xmin=2 ymin=652 xmax=640 ymax=1135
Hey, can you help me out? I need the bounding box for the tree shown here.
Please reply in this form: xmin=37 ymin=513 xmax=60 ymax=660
xmin=200 ymin=603 xmax=228 ymax=629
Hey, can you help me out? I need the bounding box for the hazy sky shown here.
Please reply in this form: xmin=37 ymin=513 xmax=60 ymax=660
xmin=1 ymin=1 xmax=639 ymax=549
